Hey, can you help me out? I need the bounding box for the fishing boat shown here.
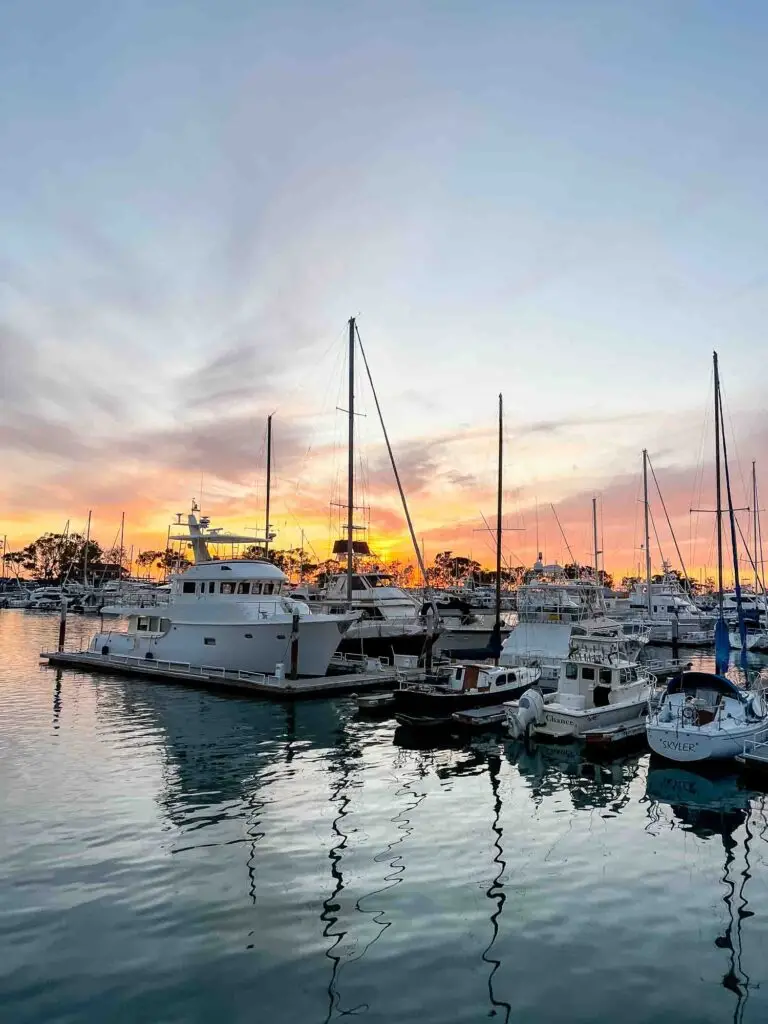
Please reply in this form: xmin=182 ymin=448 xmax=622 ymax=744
xmin=646 ymin=352 xmax=768 ymax=762
xmin=505 ymin=631 xmax=654 ymax=741
xmin=394 ymin=662 xmax=541 ymax=723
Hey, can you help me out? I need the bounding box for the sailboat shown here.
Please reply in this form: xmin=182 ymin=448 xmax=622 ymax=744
xmin=318 ymin=318 xmax=439 ymax=660
xmin=646 ymin=352 xmax=768 ymax=762
xmin=394 ymin=395 xmax=541 ymax=723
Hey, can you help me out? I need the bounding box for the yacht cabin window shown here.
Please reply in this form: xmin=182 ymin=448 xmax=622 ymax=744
xmin=565 ymin=663 xmax=578 ymax=680
xmin=599 ymin=669 xmax=612 ymax=686
xmin=182 ymin=581 xmax=196 ymax=594
xmin=237 ymin=582 xmax=251 ymax=594
xmin=220 ymin=582 xmax=235 ymax=595
xmin=493 ymin=674 xmax=506 ymax=687
xmin=264 ymin=583 xmax=275 ymax=595
xmin=581 ymin=666 xmax=595 ymax=681
xmin=209 ymin=582 xmax=215 ymax=593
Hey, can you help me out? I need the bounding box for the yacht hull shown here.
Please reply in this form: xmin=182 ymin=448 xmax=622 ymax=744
xmin=90 ymin=617 xmax=349 ymax=677
xmin=337 ymin=629 xmax=434 ymax=660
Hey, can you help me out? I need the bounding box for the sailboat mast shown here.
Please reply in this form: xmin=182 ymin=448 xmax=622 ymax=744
xmin=592 ymin=497 xmax=600 ymax=585
xmin=265 ymin=414 xmax=273 ymax=558
xmin=714 ymin=351 xmax=723 ymax=615
xmin=119 ymin=512 xmax=125 ymax=580
xmin=83 ymin=510 xmax=91 ymax=585
xmin=753 ymin=460 xmax=759 ymax=596
xmin=643 ymin=449 xmax=652 ymax=615
xmin=495 ymin=393 xmax=503 ymax=661
xmin=347 ymin=317 xmax=355 ymax=604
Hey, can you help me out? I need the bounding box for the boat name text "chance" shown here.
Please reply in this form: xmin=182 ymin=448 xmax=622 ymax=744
xmin=659 ymin=739 xmax=697 ymax=752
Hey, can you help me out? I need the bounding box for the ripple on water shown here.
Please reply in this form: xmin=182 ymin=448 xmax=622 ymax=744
xmin=2 ymin=613 xmax=768 ymax=1023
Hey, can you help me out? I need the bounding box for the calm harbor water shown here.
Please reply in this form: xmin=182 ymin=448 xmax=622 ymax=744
xmin=2 ymin=613 xmax=768 ymax=1023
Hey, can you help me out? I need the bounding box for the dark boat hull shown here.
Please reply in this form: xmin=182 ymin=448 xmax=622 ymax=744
xmin=337 ymin=632 xmax=433 ymax=660
xmin=394 ymin=682 xmax=530 ymax=721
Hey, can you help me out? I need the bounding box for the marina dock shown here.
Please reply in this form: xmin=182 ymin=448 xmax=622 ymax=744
xmin=41 ymin=648 xmax=419 ymax=700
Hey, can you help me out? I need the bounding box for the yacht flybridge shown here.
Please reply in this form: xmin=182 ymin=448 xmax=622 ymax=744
xmin=88 ymin=560 xmax=356 ymax=677
xmin=501 ymin=573 xmax=648 ymax=683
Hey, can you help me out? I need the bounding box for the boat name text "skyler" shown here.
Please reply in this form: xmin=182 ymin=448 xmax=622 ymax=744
xmin=659 ymin=739 xmax=697 ymax=753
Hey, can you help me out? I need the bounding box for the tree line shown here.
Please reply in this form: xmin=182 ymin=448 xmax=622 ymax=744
xmin=5 ymin=533 xmax=716 ymax=593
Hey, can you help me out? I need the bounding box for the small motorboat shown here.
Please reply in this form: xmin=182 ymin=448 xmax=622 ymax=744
xmin=355 ymin=691 xmax=396 ymax=714
xmin=394 ymin=663 xmax=541 ymax=724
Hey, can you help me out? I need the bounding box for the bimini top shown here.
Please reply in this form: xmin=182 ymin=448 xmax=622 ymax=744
xmin=666 ymin=671 xmax=744 ymax=700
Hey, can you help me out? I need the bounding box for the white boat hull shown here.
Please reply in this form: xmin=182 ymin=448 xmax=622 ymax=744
xmin=647 ymin=720 xmax=768 ymax=762
xmin=90 ymin=616 xmax=349 ymax=677
xmin=541 ymin=696 xmax=648 ymax=737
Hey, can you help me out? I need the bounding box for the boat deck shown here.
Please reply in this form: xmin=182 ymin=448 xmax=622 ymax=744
xmin=451 ymin=705 xmax=507 ymax=729
xmin=41 ymin=649 xmax=419 ymax=700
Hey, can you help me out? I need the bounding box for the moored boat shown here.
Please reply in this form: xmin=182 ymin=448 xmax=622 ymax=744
xmin=646 ymin=670 xmax=768 ymax=762
xmin=394 ymin=662 xmax=541 ymax=723
xmin=505 ymin=632 xmax=654 ymax=741
xmin=87 ymin=560 xmax=356 ymax=677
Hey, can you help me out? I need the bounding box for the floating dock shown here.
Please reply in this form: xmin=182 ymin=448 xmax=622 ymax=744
xmin=451 ymin=705 xmax=507 ymax=730
xmin=41 ymin=649 xmax=418 ymax=700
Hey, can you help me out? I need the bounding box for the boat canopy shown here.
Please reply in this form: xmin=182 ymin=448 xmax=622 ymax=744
xmin=666 ymin=671 xmax=744 ymax=700
xmin=503 ymin=622 xmax=572 ymax=659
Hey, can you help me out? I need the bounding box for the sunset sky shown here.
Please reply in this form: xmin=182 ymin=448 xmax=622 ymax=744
xmin=2 ymin=1 xmax=767 ymax=579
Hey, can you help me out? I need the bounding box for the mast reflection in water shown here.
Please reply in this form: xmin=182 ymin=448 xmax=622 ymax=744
xmin=4 ymin=612 xmax=768 ymax=1023
xmin=646 ymin=765 xmax=760 ymax=1024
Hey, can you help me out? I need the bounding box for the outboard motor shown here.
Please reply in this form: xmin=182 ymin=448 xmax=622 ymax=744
xmin=506 ymin=688 xmax=545 ymax=739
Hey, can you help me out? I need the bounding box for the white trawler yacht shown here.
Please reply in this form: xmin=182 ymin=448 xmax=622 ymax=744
xmin=87 ymin=512 xmax=356 ymax=676
xmin=88 ymin=560 xmax=356 ymax=677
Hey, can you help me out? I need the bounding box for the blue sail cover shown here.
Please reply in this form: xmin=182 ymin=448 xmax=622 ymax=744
xmin=715 ymin=617 xmax=730 ymax=676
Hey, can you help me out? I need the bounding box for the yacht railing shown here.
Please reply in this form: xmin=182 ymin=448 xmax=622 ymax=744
xmin=41 ymin=644 xmax=273 ymax=683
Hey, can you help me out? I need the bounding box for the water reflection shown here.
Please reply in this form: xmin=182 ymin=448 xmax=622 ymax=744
xmin=646 ymin=765 xmax=762 ymax=1024
xmin=507 ymin=739 xmax=643 ymax=814
xmin=51 ymin=669 xmax=62 ymax=730
xmin=482 ymin=754 xmax=512 ymax=1023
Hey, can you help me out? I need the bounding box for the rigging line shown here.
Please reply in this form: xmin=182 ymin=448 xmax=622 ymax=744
xmin=721 ymin=379 xmax=750 ymax=514
xmin=355 ymin=325 xmax=429 ymax=588
xmin=550 ymin=503 xmax=576 ymax=564
xmin=648 ymin=504 xmax=665 ymax=569
xmin=719 ymin=381 xmax=748 ymax=665
xmin=647 ymin=454 xmax=692 ymax=587
xmin=734 ymin=517 xmax=765 ymax=595
xmin=691 ymin=364 xmax=714 ymax=570
xmin=479 ymin=511 xmax=522 ymax=570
